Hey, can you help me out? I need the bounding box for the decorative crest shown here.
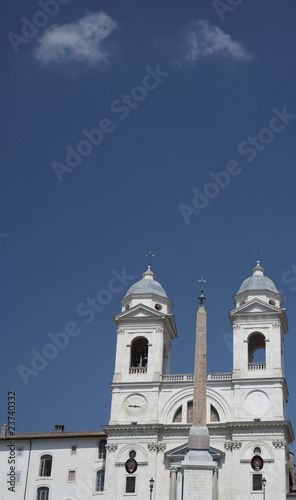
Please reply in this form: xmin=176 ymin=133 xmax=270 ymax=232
xmin=198 ymin=277 xmax=207 ymax=306
xmin=146 ymin=251 xmax=154 ymax=267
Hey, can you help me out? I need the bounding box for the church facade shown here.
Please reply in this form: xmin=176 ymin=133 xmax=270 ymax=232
xmin=1 ymin=262 xmax=295 ymax=499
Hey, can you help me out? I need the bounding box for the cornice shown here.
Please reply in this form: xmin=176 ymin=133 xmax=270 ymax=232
xmin=110 ymin=381 xmax=162 ymax=389
xmin=231 ymin=376 xmax=288 ymax=385
xmin=229 ymin=304 xmax=288 ymax=333
xmin=113 ymin=310 xmax=177 ymax=339
xmin=209 ymin=420 xmax=294 ymax=440
xmin=120 ymin=295 xmax=174 ymax=311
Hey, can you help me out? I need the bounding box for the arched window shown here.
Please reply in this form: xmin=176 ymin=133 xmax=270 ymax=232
xmin=98 ymin=440 xmax=106 ymax=459
xmin=39 ymin=455 xmax=52 ymax=477
xmin=248 ymin=332 xmax=266 ymax=368
xmin=130 ymin=337 xmax=148 ymax=370
xmin=187 ymin=401 xmax=193 ymax=423
xmin=210 ymin=405 xmax=220 ymax=422
xmin=173 ymin=401 xmax=193 ymax=423
xmin=96 ymin=469 xmax=105 ymax=492
xmin=173 ymin=401 xmax=221 ymax=423
xmin=173 ymin=406 xmax=182 ymax=423
xmin=36 ymin=487 xmax=49 ymax=500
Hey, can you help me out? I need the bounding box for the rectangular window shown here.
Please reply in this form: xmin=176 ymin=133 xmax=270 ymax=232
xmin=96 ymin=470 xmax=105 ymax=492
xmin=68 ymin=470 xmax=76 ymax=482
xmin=71 ymin=445 xmax=77 ymax=454
xmin=15 ymin=472 xmax=21 ymax=484
xmin=98 ymin=440 xmax=106 ymax=459
xmin=17 ymin=447 xmax=24 ymax=456
xmin=252 ymin=473 xmax=262 ymax=491
xmin=126 ymin=476 xmax=136 ymax=493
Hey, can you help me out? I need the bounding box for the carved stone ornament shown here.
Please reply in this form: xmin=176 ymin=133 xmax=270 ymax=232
xmin=147 ymin=443 xmax=166 ymax=452
xmin=224 ymin=441 xmax=233 ymax=451
xmin=156 ymin=327 xmax=164 ymax=333
xmin=117 ymin=328 xmax=124 ymax=335
xmin=224 ymin=440 xmax=242 ymax=451
xmin=106 ymin=444 xmax=118 ymax=452
xmin=233 ymin=324 xmax=241 ymax=329
xmin=272 ymin=322 xmax=281 ymax=328
xmin=272 ymin=439 xmax=286 ymax=449
xmin=147 ymin=443 xmax=158 ymax=452
xmin=170 ymin=467 xmax=178 ymax=476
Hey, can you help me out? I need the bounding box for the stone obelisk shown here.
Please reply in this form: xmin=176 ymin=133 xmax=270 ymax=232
xmin=182 ymin=278 xmax=215 ymax=500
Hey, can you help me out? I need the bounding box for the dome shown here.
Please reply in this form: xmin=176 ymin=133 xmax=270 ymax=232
xmin=237 ymin=261 xmax=279 ymax=295
xmin=125 ymin=267 xmax=167 ymax=298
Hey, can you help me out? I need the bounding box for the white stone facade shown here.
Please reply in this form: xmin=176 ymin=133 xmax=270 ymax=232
xmin=0 ymin=431 xmax=107 ymax=499
xmin=0 ymin=262 xmax=295 ymax=499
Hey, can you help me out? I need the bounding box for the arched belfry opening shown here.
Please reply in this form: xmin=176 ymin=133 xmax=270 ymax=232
xmin=130 ymin=337 xmax=148 ymax=373
xmin=248 ymin=332 xmax=266 ymax=369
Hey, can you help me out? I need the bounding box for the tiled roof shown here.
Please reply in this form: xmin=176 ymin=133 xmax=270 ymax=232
xmin=0 ymin=430 xmax=105 ymax=440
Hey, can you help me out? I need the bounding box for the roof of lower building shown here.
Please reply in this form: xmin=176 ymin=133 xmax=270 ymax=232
xmin=0 ymin=430 xmax=105 ymax=440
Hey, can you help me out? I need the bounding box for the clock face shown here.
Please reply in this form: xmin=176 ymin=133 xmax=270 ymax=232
xmin=245 ymin=391 xmax=269 ymax=416
xmin=123 ymin=394 xmax=148 ymax=417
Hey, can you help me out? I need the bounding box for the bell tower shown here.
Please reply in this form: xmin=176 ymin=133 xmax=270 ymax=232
xmin=109 ymin=266 xmax=177 ymax=425
xmin=230 ymin=261 xmax=288 ymax=380
xmin=229 ymin=261 xmax=289 ymax=422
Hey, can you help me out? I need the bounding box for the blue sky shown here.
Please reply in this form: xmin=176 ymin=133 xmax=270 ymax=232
xmin=1 ymin=0 xmax=296 ymax=452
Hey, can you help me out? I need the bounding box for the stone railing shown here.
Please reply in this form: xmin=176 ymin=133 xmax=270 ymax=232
xmin=161 ymin=372 xmax=232 ymax=382
xmin=207 ymin=372 xmax=233 ymax=380
xmin=129 ymin=367 xmax=147 ymax=374
xmin=161 ymin=374 xmax=194 ymax=382
xmin=248 ymin=362 xmax=266 ymax=370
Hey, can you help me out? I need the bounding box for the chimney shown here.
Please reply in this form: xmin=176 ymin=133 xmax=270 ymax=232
xmin=54 ymin=424 xmax=64 ymax=433
xmin=1 ymin=424 xmax=7 ymax=438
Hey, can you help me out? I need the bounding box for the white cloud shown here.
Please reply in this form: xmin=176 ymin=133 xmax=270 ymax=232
xmin=35 ymin=12 xmax=118 ymax=64
xmin=180 ymin=19 xmax=252 ymax=65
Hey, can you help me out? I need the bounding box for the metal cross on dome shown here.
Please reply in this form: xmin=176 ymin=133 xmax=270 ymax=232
xmin=146 ymin=251 xmax=154 ymax=267
xmin=254 ymin=246 xmax=263 ymax=260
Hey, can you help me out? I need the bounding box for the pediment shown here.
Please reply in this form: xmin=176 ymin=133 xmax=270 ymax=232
xmin=114 ymin=303 xmax=164 ymax=321
xmin=230 ymin=298 xmax=280 ymax=316
xmin=114 ymin=304 xmax=178 ymax=338
xmin=229 ymin=298 xmax=288 ymax=333
xmin=165 ymin=443 xmax=224 ymax=461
